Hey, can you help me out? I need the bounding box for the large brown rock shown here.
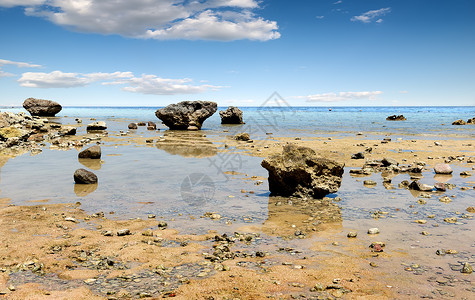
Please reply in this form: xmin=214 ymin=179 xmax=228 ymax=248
xmin=434 ymin=163 xmax=453 ymax=174
xmin=219 ymin=106 xmax=244 ymax=124
xmin=452 ymin=119 xmax=466 ymax=125
xmin=23 ymin=98 xmax=62 ymax=116
xmin=155 ymin=101 xmax=217 ymax=130
xmin=261 ymin=144 xmax=345 ymax=198
xmin=73 ymin=168 xmax=98 ymax=184
xmin=386 ymin=115 xmax=406 ymax=121
xmin=78 ymin=145 xmax=101 ymax=159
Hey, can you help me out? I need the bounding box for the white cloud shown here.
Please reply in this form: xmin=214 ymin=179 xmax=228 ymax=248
xmin=333 ymin=1 xmax=343 ymax=4
xmin=315 ymin=15 xmax=325 ymax=19
xmin=300 ymin=91 xmax=383 ymax=102
xmin=17 ymin=70 xmax=221 ymax=95
xmin=0 ymin=70 xmax=14 ymax=77
xmin=351 ymin=8 xmax=391 ymax=23
xmin=0 ymin=58 xmax=42 ymax=68
xmin=1 ymin=0 xmax=279 ymax=41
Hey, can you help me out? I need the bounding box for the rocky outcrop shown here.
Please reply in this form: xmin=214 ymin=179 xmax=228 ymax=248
xmin=452 ymin=119 xmax=466 ymax=125
xmin=261 ymin=144 xmax=345 ymax=198
xmin=386 ymin=115 xmax=406 ymax=121
xmin=22 ymin=98 xmax=62 ymax=116
xmin=155 ymin=101 xmax=217 ymax=130
xmin=74 ymin=168 xmax=98 ymax=184
xmin=87 ymin=121 xmax=107 ymax=131
xmin=219 ymin=106 xmax=244 ymax=124
xmin=78 ymin=145 xmax=101 ymax=159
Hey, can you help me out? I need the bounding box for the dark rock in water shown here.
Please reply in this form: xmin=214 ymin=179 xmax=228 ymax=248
xmin=261 ymin=144 xmax=344 ymax=198
xmin=452 ymin=119 xmax=466 ymax=125
xmin=78 ymin=145 xmax=101 ymax=159
xmin=434 ymin=163 xmax=453 ymax=174
xmin=467 ymin=117 xmax=475 ymax=124
xmin=408 ymin=180 xmax=433 ymax=191
xmin=386 ymin=115 xmax=406 ymax=121
xmin=128 ymin=123 xmax=138 ymax=129
xmin=234 ymin=132 xmax=250 ymax=141
xmin=60 ymin=126 xmax=76 ymax=136
xmin=147 ymin=121 xmax=157 ymax=130
xmin=74 ymin=168 xmax=98 ymax=184
xmin=22 ymin=98 xmax=62 ymax=116
xmin=351 ymin=152 xmax=365 ymax=159
xmin=155 ymin=101 xmax=217 ymax=130
xmin=434 ymin=182 xmax=446 ymax=191
xmin=219 ymin=106 xmax=244 ymax=124
xmin=87 ymin=121 xmax=107 ymax=131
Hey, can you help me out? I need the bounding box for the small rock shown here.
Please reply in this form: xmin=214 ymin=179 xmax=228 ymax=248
xmin=347 ymin=231 xmax=357 ymax=238
xmin=415 ymin=220 xmax=427 ymax=224
xmin=78 ymin=145 xmax=101 ymax=159
xmin=444 ymin=217 xmax=457 ymax=223
xmin=462 ymin=262 xmax=473 ymax=274
xmin=234 ymin=133 xmax=250 ymax=141
xmin=87 ymin=121 xmax=107 ymax=131
xmin=439 ymin=196 xmax=452 ymax=203
xmin=351 ymin=152 xmax=365 ymax=159
xmin=434 ymin=163 xmax=453 ymax=174
xmin=128 ymin=123 xmax=138 ymax=129
xmin=364 ymin=180 xmax=377 ymax=186
xmin=467 ymin=207 xmax=475 ymax=213
xmin=452 ymin=119 xmax=466 ymax=125
xmin=368 ymin=228 xmax=380 ymax=234
xmin=460 ymin=171 xmax=472 ymax=176
xmin=73 ymin=168 xmax=98 ymax=184
xmin=117 ymin=229 xmax=131 ymax=236
xmin=158 ymin=221 xmax=168 ymax=229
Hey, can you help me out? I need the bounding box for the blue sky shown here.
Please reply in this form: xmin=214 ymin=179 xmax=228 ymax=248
xmin=0 ymin=0 xmax=474 ymax=106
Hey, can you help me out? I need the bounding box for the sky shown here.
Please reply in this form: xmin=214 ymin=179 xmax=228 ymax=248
xmin=0 ymin=0 xmax=474 ymax=107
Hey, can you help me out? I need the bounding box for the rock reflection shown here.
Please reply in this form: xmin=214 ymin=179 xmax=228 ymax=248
xmin=78 ymin=158 xmax=102 ymax=170
xmin=434 ymin=174 xmax=453 ymax=183
xmin=262 ymin=196 xmax=342 ymax=238
xmin=156 ymin=130 xmax=217 ymax=158
xmin=74 ymin=183 xmax=98 ymax=197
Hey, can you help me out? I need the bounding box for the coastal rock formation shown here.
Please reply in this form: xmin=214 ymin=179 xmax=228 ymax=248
xmin=452 ymin=119 xmax=466 ymax=125
xmin=22 ymin=98 xmax=62 ymax=116
xmin=78 ymin=145 xmax=101 ymax=159
xmin=73 ymin=168 xmax=98 ymax=184
xmin=219 ymin=106 xmax=244 ymax=124
xmin=467 ymin=117 xmax=475 ymax=124
xmin=155 ymin=101 xmax=217 ymax=130
xmin=434 ymin=163 xmax=453 ymax=174
xmin=261 ymin=144 xmax=345 ymax=198
xmin=386 ymin=115 xmax=406 ymax=121
xmin=147 ymin=121 xmax=157 ymax=130
xmin=408 ymin=180 xmax=433 ymax=191
xmin=87 ymin=121 xmax=107 ymax=131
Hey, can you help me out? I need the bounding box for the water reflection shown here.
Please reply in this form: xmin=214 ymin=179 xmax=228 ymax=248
xmin=156 ymin=130 xmax=217 ymax=158
xmin=74 ymin=183 xmax=98 ymax=197
xmin=434 ymin=174 xmax=453 ymax=183
xmin=262 ymin=196 xmax=342 ymax=237
xmin=78 ymin=158 xmax=103 ymax=170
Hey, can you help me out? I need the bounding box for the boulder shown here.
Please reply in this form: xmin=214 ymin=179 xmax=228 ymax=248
xmin=73 ymin=168 xmax=98 ymax=184
xmin=467 ymin=117 xmax=475 ymax=124
xmin=87 ymin=121 xmax=107 ymax=131
xmin=155 ymin=101 xmax=217 ymax=130
xmin=408 ymin=180 xmax=433 ymax=191
xmin=452 ymin=119 xmax=466 ymax=125
xmin=60 ymin=126 xmax=76 ymax=136
xmin=147 ymin=121 xmax=157 ymax=130
xmin=261 ymin=144 xmax=345 ymax=198
xmin=434 ymin=163 xmax=453 ymax=174
xmin=386 ymin=115 xmax=406 ymax=121
xmin=219 ymin=106 xmax=244 ymax=124
xmin=78 ymin=145 xmax=101 ymax=159
xmin=23 ymin=98 xmax=62 ymax=116
xmin=128 ymin=123 xmax=138 ymax=129
xmin=234 ymin=133 xmax=250 ymax=141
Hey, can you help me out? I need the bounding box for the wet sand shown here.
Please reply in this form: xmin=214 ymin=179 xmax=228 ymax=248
xmin=0 ymin=119 xmax=474 ymax=299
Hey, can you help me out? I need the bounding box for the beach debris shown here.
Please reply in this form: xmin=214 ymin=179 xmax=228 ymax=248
xmin=23 ymin=97 xmax=62 ymax=116
xmin=128 ymin=123 xmax=138 ymax=129
xmin=87 ymin=121 xmax=107 ymax=131
xmin=155 ymin=101 xmax=217 ymax=130
xmin=73 ymin=168 xmax=98 ymax=184
xmin=234 ymin=132 xmax=250 ymax=141
xmin=386 ymin=114 xmax=406 ymax=121
xmin=219 ymin=106 xmax=244 ymax=124
xmin=261 ymin=144 xmax=344 ymax=198
xmin=434 ymin=163 xmax=453 ymax=174
xmin=78 ymin=145 xmax=101 ymax=159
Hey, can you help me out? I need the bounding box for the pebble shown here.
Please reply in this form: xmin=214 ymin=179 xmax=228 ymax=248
xmin=462 ymin=262 xmax=473 ymax=274
xmin=367 ymin=228 xmax=380 ymax=235
xmin=421 ymin=231 xmax=429 ymax=236
xmin=415 ymin=220 xmax=427 ymax=224
xmin=64 ymin=217 xmax=77 ymax=223
xmin=158 ymin=221 xmax=168 ymax=229
xmin=347 ymin=231 xmax=357 ymax=238
xmin=444 ymin=217 xmax=457 ymax=223
xmin=117 ymin=229 xmax=131 ymax=236
xmin=439 ymin=196 xmax=452 ymax=203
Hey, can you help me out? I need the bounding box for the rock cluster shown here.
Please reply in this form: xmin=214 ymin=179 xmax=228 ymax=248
xmin=452 ymin=117 xmax=475 ymax=125
xmin=22 ymin=98 xmax=62 ymax=116
xmin=386 ymin=115 xmax=406 ymax=121
xmin=261 ymin=144 xmax=344 ymax=198
xmin=155 ymin=101 xmax=217 ymax=130
xmin=219 ymin=106 xmax=244 ymax=124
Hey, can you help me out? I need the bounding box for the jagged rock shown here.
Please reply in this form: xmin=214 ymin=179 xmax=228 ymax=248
xmin=261 ymin=144 xmax=344 ymax=198
xmin=87 ymin=121 xmax=107 ymax=131
xmin=382 ymin=157 xmax=398 ymax=166
xmin=434 ymin=163 xmax=453 ymax=174
xmin=452 ymin=119 xmax=466 ymax=125
xmin=73 ymin=168 xmax=98 ymax=184
xmin=234 ymin=133 xmax=250 ymax=141
xmin=386 ymin=115 xmax=406 ymax=121
xmin=0 ymin=127 xmax=30 ymax=141
xmin=155 ymin=101 xmax=217 ymax=130
xmin=22 ymin=98 xmax=62 ymax=116
xmin=78 ymin=145 xmax=101 ymax=159
xmin=128 ymin=123 xmax=138 ymax=129
xmin=408 ymin=180 xmax=433 ymax=191
xmin=219 ymin=106 xmax=244 ymax=124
